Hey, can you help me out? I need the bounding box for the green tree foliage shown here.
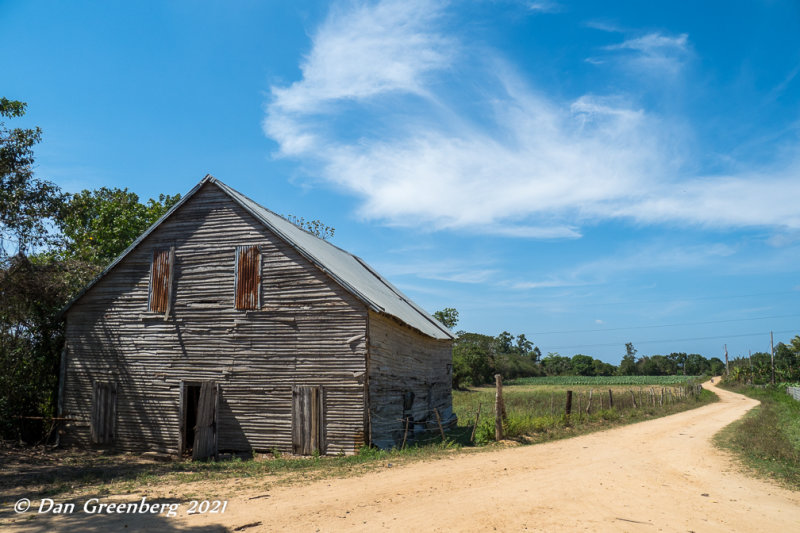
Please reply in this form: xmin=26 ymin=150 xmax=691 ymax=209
xmin=452 ymin=329 xmax=542 ymax=388
xmin=57 ymin=187 xmax=180 ymax=267
xmin=0 ymin=254 xmax=96 ymax=440
xmin=571 ymin=354 xmax=594 ymax=376
xmin=592 ymin=358 xmax=616 ymax=376
xmin=433 ymin=307 xmax=459 ymax=329
xmin=708 ymin=357 xmax=725 ymax=376
xmin=684 ymin=353 xmax=710 ymax=375
xmin=452 ymin=332 xmax=495 ymax=389
xmin=542 ymin=352 xmax=572 ymax=375
xmin=0 ymin=98 xmax=64 ymax=254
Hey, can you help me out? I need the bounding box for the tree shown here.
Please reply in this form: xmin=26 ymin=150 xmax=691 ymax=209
xmin=592 ymin=358 xmax=616 ymax=376
xmin=0 ymin=253 xmax=95 ymax=440
xmin=619 ymin=342 xmax=639 ymax=375
xmin=542 ymin=352 xmax=572 ymax=375
xmin=284 ymin=215 xmax=335 ymax=240
xmin=452 ymin=332 xmax=495 ymax=388
xmin=571 ymin=354 xmax=594 ymax=376
xmin=708 ymin=357 xmax=725 ymax=376
xmin=684 ymin=353 xmax=709 ymax=375
xmin=58 ymin=188 xmax=181 ymax=267
xmin=433 ymin=307 xmax=459 ymax=329
xmin=0 ymin=98 xmax=65 ymax=254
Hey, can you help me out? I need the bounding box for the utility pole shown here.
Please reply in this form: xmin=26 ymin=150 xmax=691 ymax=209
xmin=770 ymin=331 xmax=775 ymax=385
xmin=724 ymin=344 xmax=729 ymax=376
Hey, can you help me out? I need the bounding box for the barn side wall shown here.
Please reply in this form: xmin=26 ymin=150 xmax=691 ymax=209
xmin=62 ymin=182 xmax=368 ymax=456
xmin=367 ymin=311 xmax=454 ymax=449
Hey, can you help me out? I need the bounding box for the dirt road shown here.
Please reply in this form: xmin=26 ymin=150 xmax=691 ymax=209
xmin=8 ymin=380 xmax=800 ymax=532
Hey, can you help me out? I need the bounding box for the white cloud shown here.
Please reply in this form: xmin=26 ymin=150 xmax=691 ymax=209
xmin=265 ymin=1 xmax=800 ymax=238
xmin=602 ymin=32 xmax=690 ymax=76
xmin=605 ymin=33 xmax=688 ymax=54
xmin=527 ymin=1 xmax=561 ymax=13
xmin=270 ymin=0 xmax=451 ymax=113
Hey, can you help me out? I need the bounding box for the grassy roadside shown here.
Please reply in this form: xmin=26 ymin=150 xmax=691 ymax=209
xmin=4 ymin=383 xmax=716 ymax=501
xmin=714 ymin=383 xmax=800 ymax=489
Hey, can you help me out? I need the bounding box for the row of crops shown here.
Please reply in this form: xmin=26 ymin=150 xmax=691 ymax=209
xmin=506 ymin=375 xmax=703 ymax=386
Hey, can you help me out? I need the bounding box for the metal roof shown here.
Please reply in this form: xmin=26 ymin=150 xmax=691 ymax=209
xmin=62 ymin=175 xmax=454 ymax=341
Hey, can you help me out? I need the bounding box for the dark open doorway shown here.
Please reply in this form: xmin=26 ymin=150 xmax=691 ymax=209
xmin=181 ymin=383 xmax=201 ymax=457
xmin=180 ymin=380 xmax=218 ymax=460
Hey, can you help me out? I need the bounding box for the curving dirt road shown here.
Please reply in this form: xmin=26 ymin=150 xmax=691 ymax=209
xmin=7 ymin=379 xmax=800 ymax=532
xmin=188 ymin=379 xmax=799 ymax=532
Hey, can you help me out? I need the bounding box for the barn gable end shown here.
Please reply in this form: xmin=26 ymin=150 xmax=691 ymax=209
xmin=61 ymin=176 xmax=454 ymax=456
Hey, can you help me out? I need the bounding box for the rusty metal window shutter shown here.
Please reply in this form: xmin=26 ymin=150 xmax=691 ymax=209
xmin=234 ymin=245 xmax=261 ymax=310
xmin=148 ymin=247 xmax=173 ymax=313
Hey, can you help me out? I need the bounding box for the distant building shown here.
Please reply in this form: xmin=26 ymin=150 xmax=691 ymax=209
xmin=59 ymin=175 xmax=455 ymax=458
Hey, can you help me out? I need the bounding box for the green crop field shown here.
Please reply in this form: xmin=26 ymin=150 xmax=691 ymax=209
xmin=507 ymin=375 xmax=701 ymax=386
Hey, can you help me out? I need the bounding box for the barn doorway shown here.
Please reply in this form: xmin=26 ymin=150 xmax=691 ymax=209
xmin=180 ymin=381 xmax=218 ymax=460
xmin=292 ymin=386 xmax=325 ymax=455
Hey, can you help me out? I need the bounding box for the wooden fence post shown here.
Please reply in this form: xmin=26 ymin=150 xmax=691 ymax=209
xmin=470 ymin=403 xmax=482 ymax=443
xmin=608 ymin=389 xmax=614 ymax=409
xmin=495 ymin=374 xmax=504 ymax=441
xmin=401 ymin=416 xmax=410 ymax=449
xmin=586 ymin=389 xmax=593 ymax=414
xmin=434 ymin=408 xmax=446 ymax=441
xmin=630 ymin=390 xmax=638 ymax=409
xmin=565 ymin=390 xmax=573 ymax=420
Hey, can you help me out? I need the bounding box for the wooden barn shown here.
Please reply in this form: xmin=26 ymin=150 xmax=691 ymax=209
xmin=58 ymin=175 xmax=455 ymax=458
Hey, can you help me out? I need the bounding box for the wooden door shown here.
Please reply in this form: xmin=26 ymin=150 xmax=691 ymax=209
xmin=192 ymin=381 xmax=218 ymax=460
xmin=292 ymin=386 xmax=325 ymax=455
xmin=91 ymin=381 xmax=117 ymax=444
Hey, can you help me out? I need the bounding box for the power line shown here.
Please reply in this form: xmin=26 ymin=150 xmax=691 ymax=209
xmin=531 ymin=313 xmax=800 ymax=336
xmin=544 ymin=329 xmax=797 ymax=353
xmin=552 ymin=290 xmax=792 ymax=308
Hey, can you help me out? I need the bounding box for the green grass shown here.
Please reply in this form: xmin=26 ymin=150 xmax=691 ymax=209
xmin=453 ymin=381 xmax=714 ymax=444
xmin=714 ymin=383 xmax=800 ymax=488
xmin=507 ymin=375 xmax=701 ymax=386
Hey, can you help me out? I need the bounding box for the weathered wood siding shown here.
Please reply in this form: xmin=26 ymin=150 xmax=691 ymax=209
xmin=367 ymin=311 xmax=454 ymax=448
xmin=62 ymin=182 xmax=368 ymax=455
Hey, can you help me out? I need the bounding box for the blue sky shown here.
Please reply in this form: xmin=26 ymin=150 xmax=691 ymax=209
xmin=2 ymin=0 xmax=799 ymax=363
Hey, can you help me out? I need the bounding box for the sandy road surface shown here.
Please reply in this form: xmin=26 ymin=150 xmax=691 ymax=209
xmin=7 ymin=380 xmax=800 ymax=532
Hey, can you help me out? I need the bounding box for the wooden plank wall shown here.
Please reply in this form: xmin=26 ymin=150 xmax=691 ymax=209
xmin=62 ymin=182 xmax=368 ymax=456
xmin=367 ymin=311 xmax=455 ymax=449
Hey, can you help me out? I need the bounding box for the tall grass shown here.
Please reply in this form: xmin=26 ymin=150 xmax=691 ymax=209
xmin=715 ymin=384 xmax=800 ymax=488
xmin=453 ymin=382 xmax=713 ymax=444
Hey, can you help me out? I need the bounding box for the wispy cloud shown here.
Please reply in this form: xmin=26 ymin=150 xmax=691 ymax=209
xmin=605 ymin=33 xmax=688 ymax=54
xmin=507 ymin=241 xmax=740 ymax=292
xmin=374 ymin=257 xmax=498 ymax=284
xmin=265 ymin=0 xmax=800 ymax=239
xmin=527 ymin=1 xmax=562 ymax=13
xmin=601 ymin=32 xmax=690 ymax=76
